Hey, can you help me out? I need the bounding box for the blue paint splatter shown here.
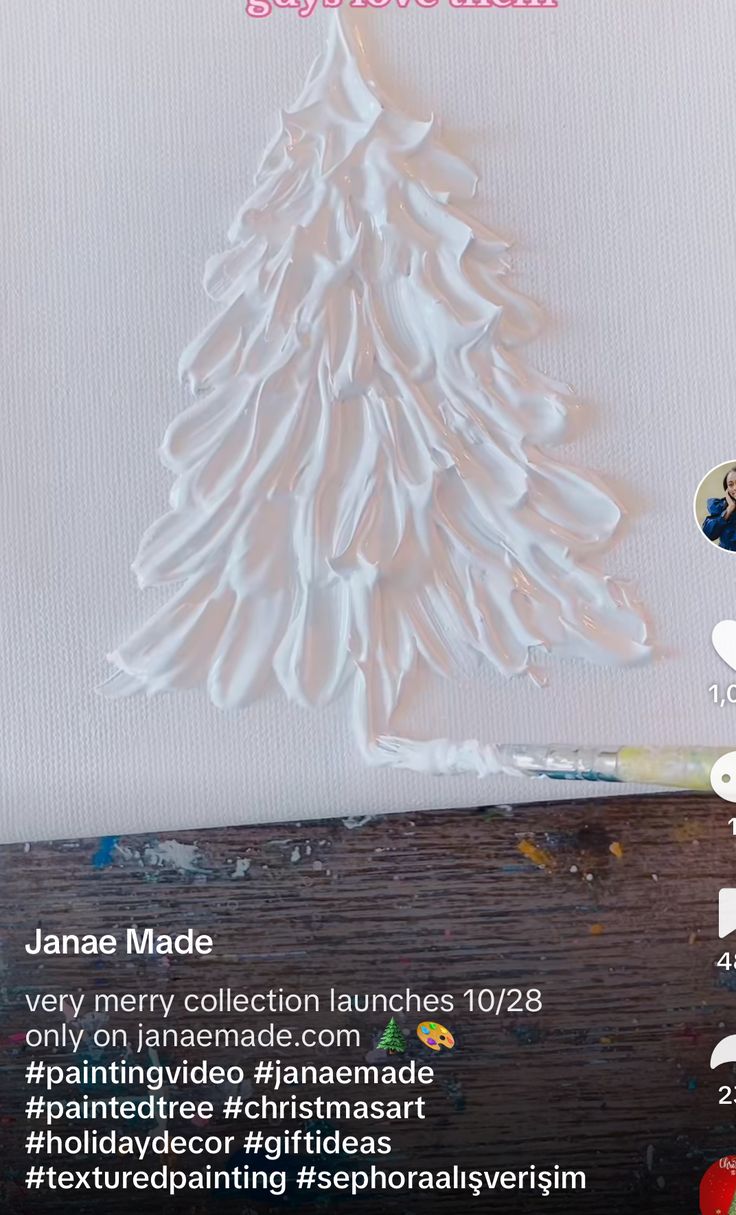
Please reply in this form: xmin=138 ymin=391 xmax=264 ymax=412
xmin=512 ymin=1024 xmax=542 ymax=1047
xmin=92 ymin=836 xmax=119 ymax=869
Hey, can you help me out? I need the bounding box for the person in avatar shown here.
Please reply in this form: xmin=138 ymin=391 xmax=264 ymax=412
xmin=703 ymin=467 xmax=736 ymax=551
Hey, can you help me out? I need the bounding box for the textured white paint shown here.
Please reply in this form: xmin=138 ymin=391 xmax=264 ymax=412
xmin=102 ymin=14 xmax=648 ymax=778
xmin=1 ymin=1 xmax=735 ymax=841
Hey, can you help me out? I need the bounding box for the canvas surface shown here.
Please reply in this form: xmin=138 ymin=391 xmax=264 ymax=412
xmin=2 ymin=0 xmax=734 ymax=843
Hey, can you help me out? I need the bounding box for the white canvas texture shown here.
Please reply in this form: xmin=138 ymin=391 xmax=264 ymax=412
xmin=2 ymin=0 xmax=735 ymax=844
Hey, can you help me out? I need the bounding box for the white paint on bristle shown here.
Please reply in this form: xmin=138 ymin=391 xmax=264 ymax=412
xmin=102 ymin=13 xmax=649 ymax=776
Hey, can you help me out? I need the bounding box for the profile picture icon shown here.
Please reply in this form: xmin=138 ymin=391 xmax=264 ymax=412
xmin=700 ymin=1155 xmax=736 ymax=1214
xmin=696 ymin=462 xmax=736 ymax=552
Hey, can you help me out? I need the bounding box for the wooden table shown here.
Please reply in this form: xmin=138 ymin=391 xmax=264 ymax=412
xmin=0 ymin=791 xmax=732 ymax=1213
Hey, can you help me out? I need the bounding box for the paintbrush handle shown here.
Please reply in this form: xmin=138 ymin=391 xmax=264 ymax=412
xmin=499 ymin=745 xmax=727 ymax=791
xmin=615 ymin=747 xmax=723 ymax=791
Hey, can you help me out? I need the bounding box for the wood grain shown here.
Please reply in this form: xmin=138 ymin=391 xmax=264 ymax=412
xmin=0 ymin=792 xmax=733 ymax=1213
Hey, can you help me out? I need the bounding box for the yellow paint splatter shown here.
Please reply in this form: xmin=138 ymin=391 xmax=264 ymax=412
xmin=673 ymin=821 xmax=700 ymax=845
xmin=590 ymin=923 xmax=605 ymax=936
xmin=609 ymin=841 xmax=624 ymax=860
xmin=517 ymin=839 xmax=556 ymax=871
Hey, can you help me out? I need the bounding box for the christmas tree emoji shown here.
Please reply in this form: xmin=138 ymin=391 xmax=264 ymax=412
xmin=378 ymin=1017 xmax=407 ymax=1056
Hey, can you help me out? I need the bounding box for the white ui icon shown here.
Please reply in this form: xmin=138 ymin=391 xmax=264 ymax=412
xmin=720 ymin=890 xmax=736 ymax=939
xmin=711 ymin=1036 xmax=736 ymax=1069
xmin=712 ymin=621 xmax=736 ymax=671
xmin=710 ymin=751 xmax=736 ymax=803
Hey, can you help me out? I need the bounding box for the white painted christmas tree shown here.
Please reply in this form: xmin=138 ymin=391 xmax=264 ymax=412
xmin=104 ymin=16 xmax=648 ymax=774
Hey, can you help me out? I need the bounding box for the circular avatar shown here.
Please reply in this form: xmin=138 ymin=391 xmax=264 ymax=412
xmin=700 ymin=1156 xmax=736 ymax=1215
xmin=416 ymin=1022 xmax=455 ymax=1052
xmin=695 ymin=461 xmax=736 ymax=553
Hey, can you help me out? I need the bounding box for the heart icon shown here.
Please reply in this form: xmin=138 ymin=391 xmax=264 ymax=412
xmin=712 ymin=621 xmax=736 ymax=671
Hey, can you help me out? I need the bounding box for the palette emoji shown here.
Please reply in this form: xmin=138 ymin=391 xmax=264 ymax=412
xmin=417 ymin=1022 xmax=455 ymax=1052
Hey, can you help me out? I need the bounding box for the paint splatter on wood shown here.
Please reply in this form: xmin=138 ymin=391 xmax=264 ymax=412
xmin=91 ymin=836 xmax=119 ymax=869
xmin=144 ymin=840 xmax=201 ymax=874
xmin=673 ymin=821 xmax=701 ymax=845
xmin=517 ymin=839 xmax=556 ymax=871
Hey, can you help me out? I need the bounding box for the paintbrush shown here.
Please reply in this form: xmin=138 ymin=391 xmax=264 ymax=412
xmin=497 ymin=745 xmax=728 ymax=791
